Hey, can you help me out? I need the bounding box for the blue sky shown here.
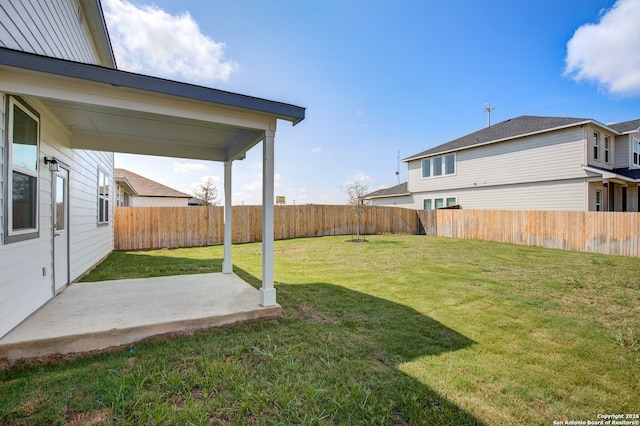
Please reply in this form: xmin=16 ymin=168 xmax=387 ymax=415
xmin=104 ymin=0 xmax=640 ymax=205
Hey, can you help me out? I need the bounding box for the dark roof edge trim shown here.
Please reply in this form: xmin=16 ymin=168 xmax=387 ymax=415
xmin=0 ymin=48 xmax=305 ymax=125
xmin=364 ymin=192 xmax=411 ymax=199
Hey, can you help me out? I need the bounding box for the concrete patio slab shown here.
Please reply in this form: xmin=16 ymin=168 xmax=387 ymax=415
xmin=0 ymin=273 xmax=282 ymax=360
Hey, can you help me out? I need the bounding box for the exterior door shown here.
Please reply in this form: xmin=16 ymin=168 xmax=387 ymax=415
xmin=53 ymin=167 xmax=70 ymax=293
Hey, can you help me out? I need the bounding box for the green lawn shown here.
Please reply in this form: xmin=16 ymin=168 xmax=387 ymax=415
xmin=1 ymin=235 xmax=639 ymax=425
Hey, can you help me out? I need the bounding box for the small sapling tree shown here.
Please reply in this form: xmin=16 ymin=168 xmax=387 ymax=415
xmin=344 ymin=180 xmax=370 ymax=242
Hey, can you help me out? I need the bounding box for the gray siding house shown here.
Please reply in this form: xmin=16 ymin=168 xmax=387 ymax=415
xmin=365 ymin=116 xmax=640 ymax=212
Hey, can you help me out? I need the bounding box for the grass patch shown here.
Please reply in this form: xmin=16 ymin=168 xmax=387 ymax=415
xmin=2 ymin=235 xmax=639 ymax=425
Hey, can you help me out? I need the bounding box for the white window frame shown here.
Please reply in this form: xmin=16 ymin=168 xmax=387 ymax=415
xmin=423 ymin=196 xmax=457 ymax=210
xmin=421 ymin=158 xmax=431 ymax=178
xmin=633 ymin=138 xmax=640 ymax=167
xmin=593 ymin=132 xmax=599 ymax=160
xmin=97 ymin=168 xmax=110 ymax=225
xmin=421 ymin=154 xmax=456 ymax=179
xmin=5 ymin=96 xmax=40 ymax=243
xmin=604 ymin=136 xmax=610 ymax=163
xmin=595 ymin=190 xmax=602 ymax=212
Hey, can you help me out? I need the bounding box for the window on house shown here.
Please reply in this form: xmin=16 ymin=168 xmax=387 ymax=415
xmin=633 ymin=138 xmax=640 ymax=166
xmin=5 ymin=97 xmax=40 ymax=242
xmin=433 ymin=157 xmax=443 ymax=176
xmin=593 ymin=132 xmax=599 ymax=160
xmin=446 ymin=197 xmax=457 ymax=207
xmin=421 ymin=154 xmax=455 ymax=178
xmin=434 ymin=198 xmax=444 ymax=209
xmin=445 ymin=154 xmax=455 ymax=174
xmin=604 ymin=136 xmax=610 ymax=163
xmin=423 ymin=199 xmax=432 ymax=210
xmin=98 ymin=169 xmax=110 ymax=224
xmin=595 ymin=190 xmax=602 ymax=212
xmin=421 ymin=159 xmax=431 ymax=178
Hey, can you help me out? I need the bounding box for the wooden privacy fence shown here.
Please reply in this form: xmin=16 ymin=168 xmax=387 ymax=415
xmin=114 ymin=206 xmax=640 ymax=257
xmin=114 ymin=205 xmax=424 ymax=250
xmin=436 ymin=209 xmax=640 ymax=257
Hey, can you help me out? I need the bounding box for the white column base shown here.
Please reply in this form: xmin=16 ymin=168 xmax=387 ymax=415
xmin=259 ymin=287 xmax=277 ymax=306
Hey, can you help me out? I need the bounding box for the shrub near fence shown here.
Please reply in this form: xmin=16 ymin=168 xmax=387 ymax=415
xmin=113 ymin=205 xmax=423 ymax=250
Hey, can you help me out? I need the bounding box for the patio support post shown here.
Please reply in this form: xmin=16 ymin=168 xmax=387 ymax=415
xmin=223 ymin=160 xmax=233 ymax=274
xmin=260 ymin=127 xmax=277 ymax=306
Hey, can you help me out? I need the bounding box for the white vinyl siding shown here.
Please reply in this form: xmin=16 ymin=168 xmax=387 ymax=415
xmin=614 ymin=135 xmax=629 ymax=168
xmin=0 ymin=95 xmax=113 ymax=338
xmin=408 ymin=127 xmax=586 ymax=194
xmin=411 ymin=180 xmax=587 ymax=211
xmin=368 ymin=195 xmax=415 ymax=208
xmin=0 ymin=0 xmax=101 ymax=65
xmin=0 ymin=94 xmax=4 ymax=245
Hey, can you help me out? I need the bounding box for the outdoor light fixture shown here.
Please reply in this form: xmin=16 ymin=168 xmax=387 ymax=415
xmin=44 ymin=156 xmax=59 ymax=172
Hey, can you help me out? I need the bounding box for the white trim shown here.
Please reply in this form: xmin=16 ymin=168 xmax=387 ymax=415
xmin=421 ymin=153 xmax=456 ymax=180
xmin=260 ymin=128 xmax=276 ymax=306
xmin=223 ymin=160 xmax=232 ymax=274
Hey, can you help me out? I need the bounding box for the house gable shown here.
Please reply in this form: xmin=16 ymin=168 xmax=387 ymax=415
xmin=0 ymin=0 xmax=115 ymax=67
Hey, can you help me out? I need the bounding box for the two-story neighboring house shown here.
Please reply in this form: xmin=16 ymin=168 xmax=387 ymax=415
xmin=365 ymin=116 xmax=640 ymax=212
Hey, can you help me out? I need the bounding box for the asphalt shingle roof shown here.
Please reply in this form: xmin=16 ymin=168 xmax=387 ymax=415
xmin=115 ymin=168 xmax=191 ymax=198
xmin=607 ymin=118 xmax=640 ymax=134
xmin=363 ymin=182 xmax=408 ymax=199
xmin=404 ymin=116 xmax=592 ymax=161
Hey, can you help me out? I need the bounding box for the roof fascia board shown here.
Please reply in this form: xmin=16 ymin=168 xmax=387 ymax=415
xmin=79 ymin=0 xmax=117 ymax=68
xmin=364 ymin=192 xmax=411 ymax=200
xmin=403 ymin=119 xmax=596 ymax=162
xmin=0 ymin=66 xmax=278 ymax=131
xmin=115 ymin=178 xmax=138 ymax=196
xmin=0 ymin=48 xmax=305 ymax=124
xmin=582 ymin=165 xmax=639 ymax=183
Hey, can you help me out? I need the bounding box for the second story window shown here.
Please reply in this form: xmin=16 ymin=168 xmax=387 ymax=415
xmin=593 ymin=132 xmax=599 ymax=160
xmin=421 ymin=154 xmax=455 ymax=179
xmin=634 ymin=138 xmax=640 ymax=166
xmin=604 ymin=137 xmax=610 ymax=163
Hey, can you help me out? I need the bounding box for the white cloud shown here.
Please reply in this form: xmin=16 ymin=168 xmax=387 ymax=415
xmin=173 ymin=161 xmax=208 ymax=173
xmin=311 ymin=146 xmax=321 ymax=154
xmin=103 ymin=0 xmax=239 ymax=84
xmin=565 ymin=0 xmax=640 ymax=97
xmin=344 ymin=171 xmax=371 ymax=185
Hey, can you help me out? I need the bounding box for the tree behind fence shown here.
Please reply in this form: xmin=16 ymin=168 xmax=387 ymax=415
xmin=114 ymin=205 xmax=425 ymax=250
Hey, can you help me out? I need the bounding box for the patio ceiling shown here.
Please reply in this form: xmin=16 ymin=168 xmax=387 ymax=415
xmin=0 ymin=48 xmax=305 ymax=161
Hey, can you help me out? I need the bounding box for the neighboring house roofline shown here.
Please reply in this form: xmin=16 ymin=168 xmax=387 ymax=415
xmin=607 ymin=118 xmax=640 ymax=135
xmin=363 ymin=182 xmax=409 ymax=200
xmin=582 ymin=165 xmax=640 ymax=182
xmin=0 ymin=48 xmax=305 ymax=125
xmin=403 ymin=116 xmax=625 ymax=162
xmin=81 ymin=0 xmax=117 ymax=68
xmin=115 ymin=168 xmax=192 ymax=198
xmin=114 ymin=176 xmax=139 ymax=196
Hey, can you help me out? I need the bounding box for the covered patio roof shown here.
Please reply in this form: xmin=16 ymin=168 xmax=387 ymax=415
xmin=0 ymin=46 xmax=305 ymax=309
xmin=0 ymin=48 xmax=304 ymax=162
